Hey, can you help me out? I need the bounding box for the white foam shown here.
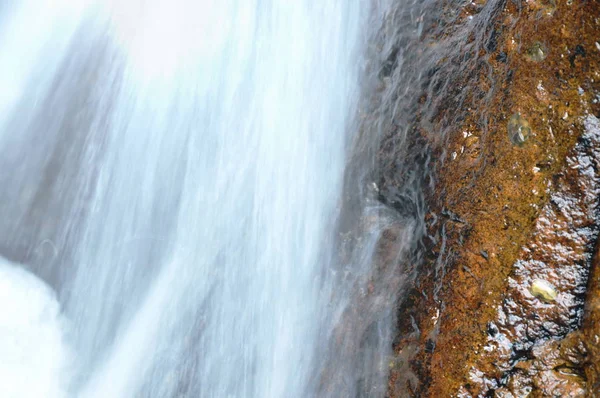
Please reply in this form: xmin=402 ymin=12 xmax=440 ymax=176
xmin=0 ymin=257 xmax=71 ymax=398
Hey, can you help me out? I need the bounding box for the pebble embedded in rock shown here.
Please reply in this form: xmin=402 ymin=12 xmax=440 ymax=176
xmin=530 ymin=279 xmax=558 ymax=302
xmin=507 ymin=113 xmax=531 ymax=146
xmin=526 ymin=41 xmax=548 ymax=62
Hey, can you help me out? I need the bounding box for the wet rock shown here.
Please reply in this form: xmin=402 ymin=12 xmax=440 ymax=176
xmin=384 ymin=0 xmax=600 ymax=395
xmin=581 ymin=116 xmax=600 ymax=396
xmin=498 ymin=370 xmax=532 ymax=397
xmin=476 ymin=114 xmax=600 ymax=394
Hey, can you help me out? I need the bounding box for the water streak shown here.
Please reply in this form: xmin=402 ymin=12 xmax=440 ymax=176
xmin=0 ymin=1 xmax=406 ymax=397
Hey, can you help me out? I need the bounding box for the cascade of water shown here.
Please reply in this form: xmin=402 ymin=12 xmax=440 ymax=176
xmin=0 ymin=1 xmax=374 ymax=397
xmin=0 ymin=1 xmax=426 ymax=397
xmin=0 ymin=257 xmax=71 ymax=398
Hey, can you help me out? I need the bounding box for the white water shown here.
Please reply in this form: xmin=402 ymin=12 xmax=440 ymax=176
xmin=0 ymin=257 xmax=71 ymax=398
xmin=0 ymin=1 xmax=383 ymax=397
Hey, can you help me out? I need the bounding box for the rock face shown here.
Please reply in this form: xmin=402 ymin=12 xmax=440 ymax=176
xmin=584 ymin=233 xmax=600 ymax=396
xmin=477 ymin=114 xmax=600 ymax=396
xmin=378 ymin=0 xmax=600 ymax=396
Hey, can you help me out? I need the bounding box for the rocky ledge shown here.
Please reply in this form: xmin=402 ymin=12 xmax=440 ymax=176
xmin=381 ymin=0 xmax=600 ymax=396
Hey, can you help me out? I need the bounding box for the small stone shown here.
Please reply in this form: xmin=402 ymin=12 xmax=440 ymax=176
xmin=465 ymin=135 xmax=480 ymax=148
xmin=540 ymin=0 xmax=557 ymax=16
xmin=525 ymin=41 xmax=548 ymax=62
xmin=530 ymin=279 xmax=558 ymax=302
xmin=507 ymin=113 xmax=531 ymax=146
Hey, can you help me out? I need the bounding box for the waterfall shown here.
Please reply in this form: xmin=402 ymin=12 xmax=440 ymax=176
xmin=0 ymin=1 xmax=417 ymax=397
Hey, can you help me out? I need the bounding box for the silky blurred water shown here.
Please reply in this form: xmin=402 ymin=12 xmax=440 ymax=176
xmin=0 ymin=1 xmax=399 ymax=397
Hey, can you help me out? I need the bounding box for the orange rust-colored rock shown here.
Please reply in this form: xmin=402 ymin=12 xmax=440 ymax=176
xmin=387 ymin=0 xmax=600 ymax=396
xmin=584 ymin=240 xmax=600 ymax=396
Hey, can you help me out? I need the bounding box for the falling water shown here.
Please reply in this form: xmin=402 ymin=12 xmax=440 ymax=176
xmin=0 ymin=1 xmax=422 ymax=397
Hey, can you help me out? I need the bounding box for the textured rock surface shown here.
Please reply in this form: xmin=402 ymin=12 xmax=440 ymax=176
xmin=383 ymin=0 xmax=600 ymax=396
xmin=583 ymin=217 xmax=600 ymax=396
